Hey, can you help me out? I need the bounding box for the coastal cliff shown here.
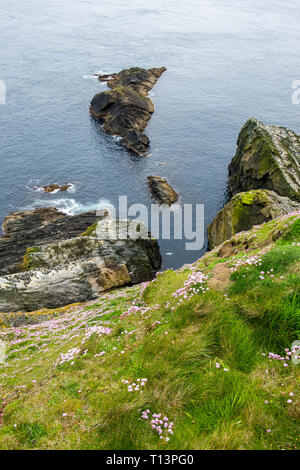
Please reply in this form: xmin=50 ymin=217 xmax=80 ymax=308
xmin=207 ymin=189 xmax=299 ymax=249
xmin=90 ymin=67 xmax=166 ymax=155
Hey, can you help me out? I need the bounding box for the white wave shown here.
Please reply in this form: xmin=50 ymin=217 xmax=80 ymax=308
xmin=26 ymin=198 xmax=111 ymax=216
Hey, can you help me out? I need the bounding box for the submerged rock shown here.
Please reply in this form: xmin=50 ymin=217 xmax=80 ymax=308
xmin=207 ymin=189 xmax=300 ymax=249
xmin=0 ymin=208 xmax=104 ymax=276
xmin=228 ymin=118 xmax=300 ymax=201
xmin=147 ymin=176 xmax=179 ymax=206
xmin=90 ymin=67 xmax=166 ymax=155
xmin=0 ymin=219 xmax=161 ymax=312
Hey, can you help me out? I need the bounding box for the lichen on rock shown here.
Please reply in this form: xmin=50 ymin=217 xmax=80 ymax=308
xmin=40 ymin=183 xmax=72 ymax=193
xmin=0 ymin=208 xmax=103 ymax=276
xmin=0 ymin=218 xmax=161 ymax=312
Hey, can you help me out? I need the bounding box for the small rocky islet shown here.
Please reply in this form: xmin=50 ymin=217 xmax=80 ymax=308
xmin=1 ymin=101 xmax=300 ymax=450
xmin=90 ymin=66 xmax=166 ymax=156
xmin=0 ymin=65 xmax=172 ymax=313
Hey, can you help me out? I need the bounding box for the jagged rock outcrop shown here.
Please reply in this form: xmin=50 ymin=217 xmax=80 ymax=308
xmin=40 ymin=183 xmax=72 ymax=193
xmin=228 ymin=118 xmax=300 ymax=201
xmin=90 ymin=67 xmax=166 ymax=155
xmin=210 ymin=209 xmax=300 ymax=260
xmin=207 ymin=189 xmax=300 ymax=249
xmin=0 ymin=219 xmax=161 ymax=312
xmin=147 ymin=176 xmax=179 ymax=206
xmin=0 ymin=208 xmax=106 ymax=276
xmin=211 ymin=118 xmax=300 ymax=249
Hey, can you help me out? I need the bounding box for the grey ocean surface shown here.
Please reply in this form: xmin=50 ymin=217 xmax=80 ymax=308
xmin=0 ymin=0 xmax=299 ymax=269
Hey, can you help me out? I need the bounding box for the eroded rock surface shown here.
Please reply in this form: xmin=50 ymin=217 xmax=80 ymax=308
xmin=0 ymin=219 xmax=161 ymax=312
xmin=228 ymin=118 xmax=300 ymax=201
xmin=147 ymin=176 xmax=179 ymax=206
xmin=90 ymin=67 xmax=166 ymax=155
xmin=207 ymin=189 xmax=299 ymax=248
xmin=0 ymin=208 xmax=104 ymax=275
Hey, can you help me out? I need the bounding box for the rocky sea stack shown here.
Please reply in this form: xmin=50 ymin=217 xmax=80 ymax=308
xmin=90 ymin=67 xmax=166 ymax=155
xmin=0 ymin=208 xmax=101 ymax=276
xmin=208 ymin=118 xmax=300 ymax=248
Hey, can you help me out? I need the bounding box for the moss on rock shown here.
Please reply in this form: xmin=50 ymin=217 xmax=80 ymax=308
xmin=228 ymin=118 xmax=300 ymax=201
xmin=207 ymin=189 xmax=300 ymax=249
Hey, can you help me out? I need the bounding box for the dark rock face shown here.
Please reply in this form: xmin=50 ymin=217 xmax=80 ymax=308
xmin=0 ymin=208 xmax=102 ymax=276
xmin=228 ymin=118 xmax=300 ymax=201
xmin=147 ymin=176 xmax=179 ymax=206
xmin=208 ymin=118 xmax=300 ymax=249
xmin=90 ymin=67 xmax=166 ymax=155
xmin=0 ymin=311 xmax=56 ymax=327
xmin=0 ymin=218 xmax=162 ymax=312
xmin=207 ymin=189 xmax=300 ymax=249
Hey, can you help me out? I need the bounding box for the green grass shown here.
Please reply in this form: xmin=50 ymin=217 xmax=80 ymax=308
xmin=0 ymin=214 xmax=299 ymax=450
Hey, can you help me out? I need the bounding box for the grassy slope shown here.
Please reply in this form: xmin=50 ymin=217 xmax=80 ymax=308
xmin=0 ymin=212 xmax=299 ymax=450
